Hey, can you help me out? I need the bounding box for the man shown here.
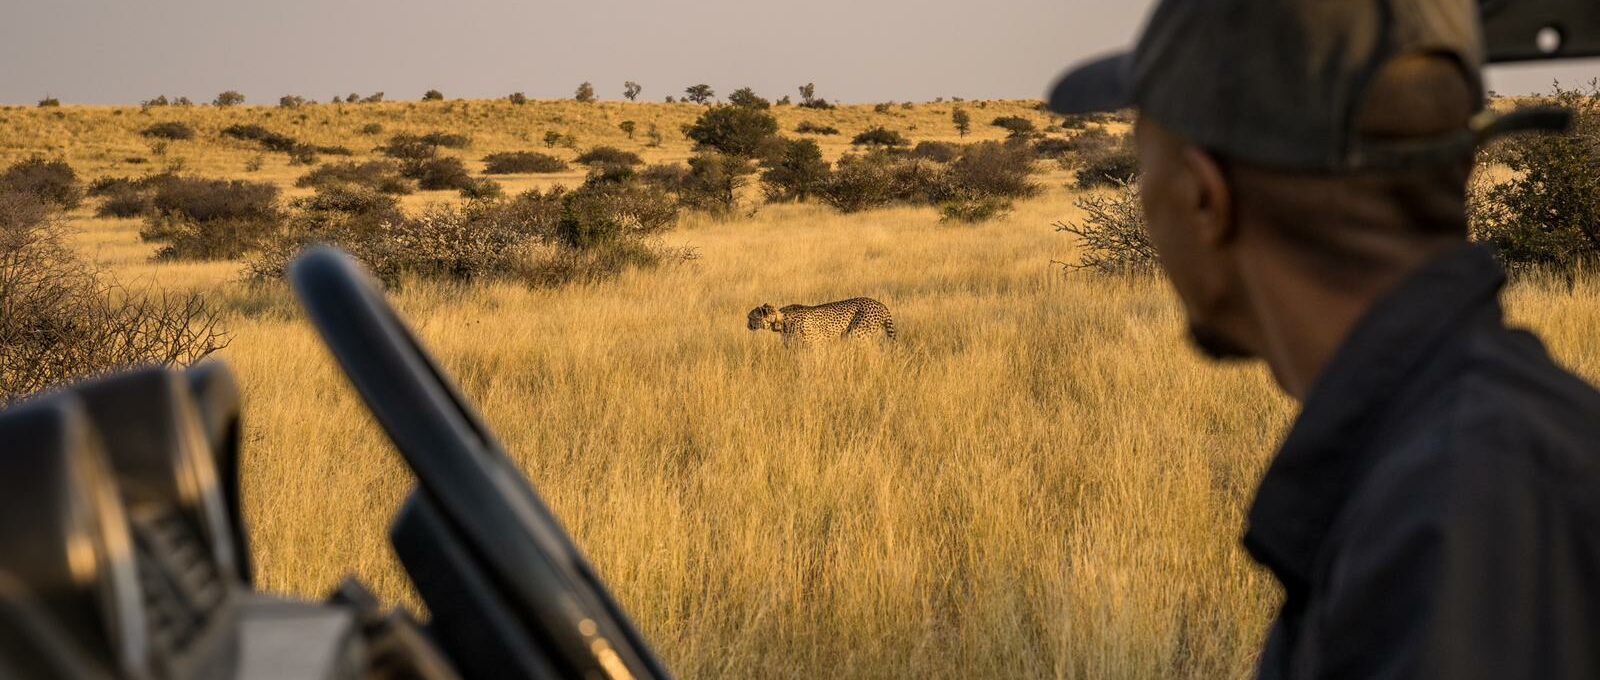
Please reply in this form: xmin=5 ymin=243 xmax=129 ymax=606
xmin=1046 ymin=0 xmax=1600 ymax=678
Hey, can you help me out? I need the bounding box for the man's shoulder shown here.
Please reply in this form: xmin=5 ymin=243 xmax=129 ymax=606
xmin=1452 ymin=326 xmax=1600 ymax=481
xmin=1353 ymin=324 xmax=1600 ymax=526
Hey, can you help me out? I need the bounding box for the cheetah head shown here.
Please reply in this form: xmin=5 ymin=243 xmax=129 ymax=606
xmin=747 ymin=304 xmax=782 ymax=332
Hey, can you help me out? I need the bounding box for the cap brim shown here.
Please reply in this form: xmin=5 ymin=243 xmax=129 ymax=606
xmin=1046 ymin=52 xmax=1134 ymax=115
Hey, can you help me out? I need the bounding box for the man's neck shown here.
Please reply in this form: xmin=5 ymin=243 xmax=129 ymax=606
xmin=1239 ymin=239 xmax=1460 ymax=401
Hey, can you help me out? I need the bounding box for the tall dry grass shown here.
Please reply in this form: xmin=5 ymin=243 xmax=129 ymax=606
xmin=16 ymin=99 xmax=1600 ymax=678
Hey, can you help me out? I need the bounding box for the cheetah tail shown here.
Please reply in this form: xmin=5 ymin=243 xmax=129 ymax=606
xmin=884 ymin=316 xmax=897 ymax=341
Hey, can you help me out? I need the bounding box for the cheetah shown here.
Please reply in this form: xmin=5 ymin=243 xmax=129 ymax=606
xmin=746 ymin=298 xmax=897 ymax=346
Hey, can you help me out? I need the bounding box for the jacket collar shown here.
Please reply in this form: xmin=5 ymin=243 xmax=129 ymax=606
xmin=1242 ymin=245 xmax=1507 ymax=592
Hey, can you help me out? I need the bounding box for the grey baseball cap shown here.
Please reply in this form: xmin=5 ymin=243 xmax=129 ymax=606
xmin=1047 ymin=0 xmax=1512 ymax=170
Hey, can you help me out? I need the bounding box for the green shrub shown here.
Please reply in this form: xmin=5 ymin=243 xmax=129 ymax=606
xmin=360 ymin=123 xmax=384 ymax=135
xmin=851 ymin=127 xmax=910 ymax=147
xmin=378 ymin=133 xmax=439 ymax=162
xmin=422 ymin=89 xmax=445 ymax=101
xmin=575 ymin=82 xmax=597 ymax=103
xmin=0 ymin=157 xmax=81 ymax=209
xmin=1075 ymin=148 xmax=1140 ymax=189
xmin=1471 ymin=82 xmax=1600 ymax=276
xmin=678 ymin=153 xmax=756 ymax=215
xmin=296 ymin=160 xmax=415 ymax=194
xmin=558 ymin=175 xmax=679 ymax=248
xmin=222 ymin=124 xmax=299 ymax=152
xmin=990 ymin=115 xmax=1036 ymax=137
xmin=761 ymin=138 xmax=830 ymax=202
xmin=37 ymin=97 xmax=60 ymax=108
xmin=940 ymin=194 xmax=1013 ymax=223
xmin=147 ymin=176 xmax=280 ymax=225
xmin=684 ymin=106 xmax=780 ymax=157
xmin=508 ymin=92 xmax=528 ymax=105
xmin=459 ymin=177 xmax=505 ymax=200
xmin=406 ymin=157 xmax=475 ymax=191
xmin=483 ymin=151 xmax=569 ymax=174
xmin=142 ymin=122 xmax=195 ymax=140
xmin=909 ymin=141 xmax=962 ymax=163
xmin=420 ymin=131 xmax=471 ymax=149
xmin=728 ymin=87 xmax=770 ymax=109
xmin=949 ymin=141 xmax=1038 ymax=198
xmin=795 ymin=121 xmax=840 ymax=135
xmin=575 ymin=146 xmax=644 ymax=167
xmin=817 ymin=153 xmax=899 ymax=213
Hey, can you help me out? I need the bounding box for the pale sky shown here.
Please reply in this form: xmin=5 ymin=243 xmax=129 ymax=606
xmin=1 ymin=0 xmax=1596 ymax=106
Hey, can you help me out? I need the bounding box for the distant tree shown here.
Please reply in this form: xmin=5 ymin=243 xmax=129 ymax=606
xmin=799 ymin=83 xmax=816 ymax=103
xmin=646 ymin=123 xmax=664 ymax=148
xmin=760 ymin=137 xmax=829 ymax=202
xmin=279 ymin=95 xmax=307 ymax=109
xmin=684 ymin=84 xmax=715 ymax=105
xmin=952 ymin=107 xmax=972 ymax=137
xmin=508 ymin=92 xmax=528 ymax=105
xmin=728 ymin=87 xmax=770 ymax=109
xmin=665 ymin=96 xmax=676 ymax=103
xmin=213 ymin=90 xmax=245 ymax=107
xmin=543 ymin=131 xmax=564 ymax=148
xmin=575 ymin=82 xmax=597 ymax=103
xmin=422 ymin=89 xmax=444 ymax=101
xmin=362 ymin=92 xmax=386 ymax=103
xmin=623 ymin=81 xmax=643 ymax=101
xmin=619 ymin=120 xmax=637 ymax=140
xmin=990 ymin=115 xmax=1036 ymax=138
xmin=346 ymin=93 xmax=361 ymax=103
xmin=683 ymin=106 xmax=779 ymax=157
xmin=874 ymin=102 xmax=892 ymax=114
xmin=37 ymin=96 xmax=60 ymax=108
xmin=776 ymin=95 xmax=792 ymax=106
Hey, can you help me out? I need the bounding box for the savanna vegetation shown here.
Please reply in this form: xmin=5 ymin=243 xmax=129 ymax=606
xmin=2 ymin=85 xmax=1598 ymax=679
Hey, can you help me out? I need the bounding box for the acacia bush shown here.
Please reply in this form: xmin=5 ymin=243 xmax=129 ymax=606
xmin=483 ymin=151 xmax=568 ymax=174
xmin=0 ymin=157 xmax=82 ymax=209
xmin=420 ymin=131 xmax=472 ymax=149
xmin=684 ymin=106 xmax=780 ymax=157
xmin=676 ymin=153 xmax=755 ymax=215
xmin=990 ymin=115 xmax=1036 ymax=138
xmin=1471 ymin=82 xmax=1600 ymax=277
xmin=794 ymin=121 xmax=840 ymax=135
xmin=761 ymin=138 xmax=829 ymax=202
xmin=575 ymin=146 xmax=644 ymax=167
xmin=223 ymin=124 xmax=299 ymax=152
xmin=0 ymin=192 xmax=227 ymax=402
xmin=909 ymin=141 xmax=962 ymax=163
xmin=407 ymin=157 xmax=475 ymax=191
xmin=948 ymin=141 xmax=1038 ymax=199
xmin=728 ymin=87 xmax=771 ymax=109
xmin=137 ymin=176 xmax=283 ymax=260
xmin=1054 ymin=180 xmax=1155 ymax=274
xmin=296 ymin=160 xmax=415 ymax=194
xmin=851 ymin=127 xmax=910 ymax=147
xmin=142 ymin=121 xmax=196 ymax=141
xmin=253 ymin=172 xmax=682 ymax=287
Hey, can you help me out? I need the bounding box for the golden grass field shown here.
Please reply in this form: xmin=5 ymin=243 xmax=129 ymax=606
xmin=5 ymin=98 xmax=1600 ymax=678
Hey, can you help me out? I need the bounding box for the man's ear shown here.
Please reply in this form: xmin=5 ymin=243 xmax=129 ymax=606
xmin=1181 ymin=147 xmax=1236 ymax=248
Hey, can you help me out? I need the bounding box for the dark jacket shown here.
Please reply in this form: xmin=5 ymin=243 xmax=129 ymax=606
xmin=1248 ymin=245 xmax=1600 ymax=679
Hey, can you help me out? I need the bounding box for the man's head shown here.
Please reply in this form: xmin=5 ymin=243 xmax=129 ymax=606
xmin=1047 ymin=0 xmax=1507 ymax=385
xmin=1134 ymin=54 xmax=1480 ymax=362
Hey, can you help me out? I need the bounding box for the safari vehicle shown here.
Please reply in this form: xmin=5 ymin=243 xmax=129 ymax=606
xmin=0 ymin=2 xmax=1596 ymax=678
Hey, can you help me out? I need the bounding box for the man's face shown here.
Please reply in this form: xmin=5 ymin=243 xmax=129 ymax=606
xmin=1133 ymin=115 xmax=1252 ymax=361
